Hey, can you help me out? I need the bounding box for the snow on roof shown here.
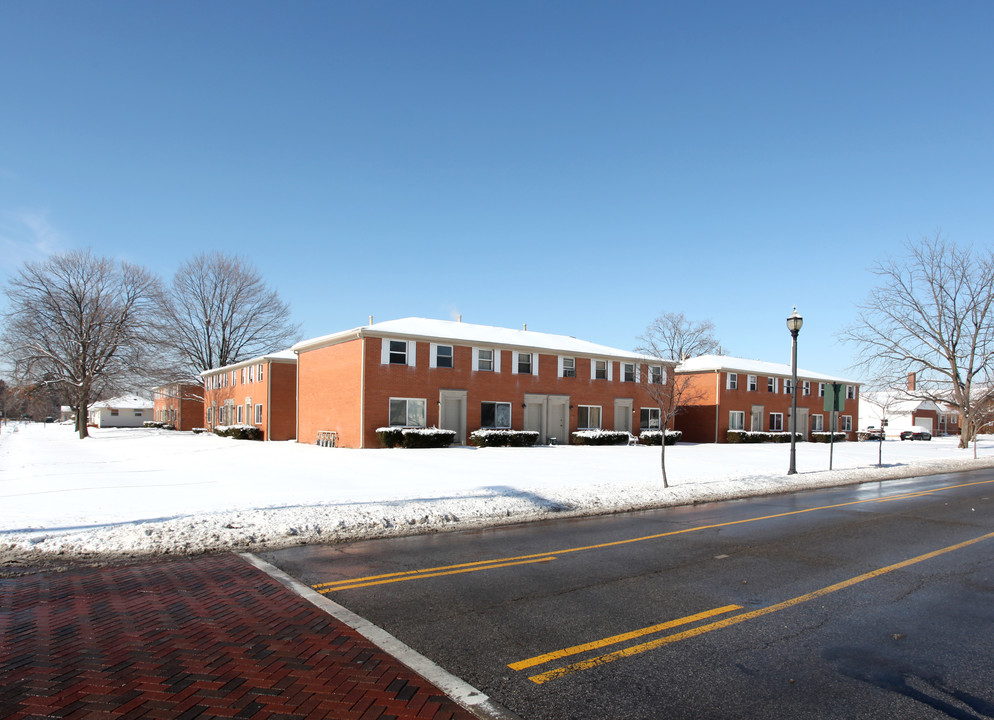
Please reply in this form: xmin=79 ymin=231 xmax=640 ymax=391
xmin=89 ymin=395 xmax=154 ymax=410
xmin=292 ymin=317 xmax=670 ymax=362
xmin=200 ymin=349 xmax=297 ymax=376
xmin=676 ymin=354 xmax=861 ymax=385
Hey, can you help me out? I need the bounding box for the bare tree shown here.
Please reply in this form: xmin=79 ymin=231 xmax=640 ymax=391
xmin=843 ymin=233 xmax=994 ymax=449
xmin=1 ymin=249 xmax=165 ymax=438
xmin=641 ymin=311 xmax=721 ymax=361
xmin=161 ymin=252 xmax=300 ymax=380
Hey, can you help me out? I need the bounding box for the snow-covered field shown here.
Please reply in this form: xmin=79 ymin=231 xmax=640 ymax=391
xmin=2 ymin=422 xmax=993 ymax=560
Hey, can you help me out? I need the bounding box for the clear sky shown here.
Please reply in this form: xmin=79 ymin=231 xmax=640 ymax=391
xmin=2 ymin=1 xmax=992 ymax=379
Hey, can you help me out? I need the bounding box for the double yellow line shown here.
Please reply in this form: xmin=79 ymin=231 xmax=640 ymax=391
xmin=313 ymin=478 xmax=994 ymax=594
xmin=510 ymin=530 xmax=994 ymax=683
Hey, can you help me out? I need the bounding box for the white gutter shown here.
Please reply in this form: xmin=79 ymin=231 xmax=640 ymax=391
xmin=715 ymin=370 xmax=721 ymax=444
xmin=359 ymin=336 xmax=366 ymax=448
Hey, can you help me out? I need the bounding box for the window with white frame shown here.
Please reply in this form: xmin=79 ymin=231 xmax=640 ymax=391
xmin=389 ymin=398 xmax=426 ymax=427
xmin=236 ymin=405 xmax=243 ymax=423
xmin=784 ymin=378 xmax=793 ymax=394
xmin=818 ymin=382 xmax=825 ymax=397
xmin=770 ymin=412 xmax=784 ymax=431
xmin=727 ymin=372 xmax=738 ymax=390
xmin=477 ymin=348 xmax=494 ymax=371
xmin=846 ymin=385 xmax=856 ymax=400
xmin=812 ymin=414 xmax=824 ymax=431
xmin=802 ymin=381 xmax=811 ymax=396
xmin=561 ymin=357 xmax=576 ymax=378
xmin=841 ymin=415 xmax=853 ymax=431
xmin=729 ymin=411 xmax=745 ymax=430
xmin=258 ymin=363 xmax=264 ymax=381
xmin=748 ymin=375 xmax=758 ymax=391
xmin=255 ymin=403 xmax=263 ymax=424
xmin=481 ymin=401 xmax=511 ymax=429
xmin=389 ymin=340 xmax=408 ymax=365
xmin=768 ymin=377 xmax=779 ymax=393
xmin=622 ymin=363 xmax=636 ymax=382
xmin=577 ymin=405 xmax=602 ymax=430
xmin=433 ymin=344 xmax=453 ymax=369
xmin=648 ymin=365 xmax=663 ymax=384
xmin=594 ymin=360 xmax=607 ymax=380
xmin=640 ymin=408 xmax=660 ymax=430
xmin=206 ymin=406 xmax=213 ymax=424
xmin=516 ymin=352 xmax=532 ymax=375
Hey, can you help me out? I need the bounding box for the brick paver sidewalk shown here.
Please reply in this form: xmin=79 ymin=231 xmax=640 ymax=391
xmin=0 ymin=553 xmax=480 ymax=719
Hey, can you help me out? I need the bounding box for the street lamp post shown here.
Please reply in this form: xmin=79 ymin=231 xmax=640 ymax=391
xmin=787 ymin=307 xmax=803 ymax=475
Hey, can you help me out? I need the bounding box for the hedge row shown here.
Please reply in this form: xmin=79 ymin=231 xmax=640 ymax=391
xmin=376 ymin=427 xmax=458 ymax=448
xmin=726 ymin=430 xmax=803 ymax=444
xmin=638 ymin=430 xmax=683 ymax=446
xmin=811 ymin=432 xmax=848 ymax=443
xmin=469 ymin=429 xmax=540 ymax=447
xmin=143 ymin=421 xmax=176 ymax=430
xmin=213 ymin=424 xmax=262 ymax=440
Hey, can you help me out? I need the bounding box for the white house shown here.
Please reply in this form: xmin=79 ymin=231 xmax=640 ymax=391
xmin=88 ymin=395 xmax=154 ymax=428
xmin=859 ymin=391 xmax=960 ymax=437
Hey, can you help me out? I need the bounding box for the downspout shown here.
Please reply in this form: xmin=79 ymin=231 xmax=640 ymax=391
xmin=714 ymin=370 xmax=720 ymax=444
xmin=292 ymin=356 xmax=297 ymax=443
xmin=268 ymin=361 xmax=274 ymax=442
xmin=360 ymin=336 xmax=366 ymax=448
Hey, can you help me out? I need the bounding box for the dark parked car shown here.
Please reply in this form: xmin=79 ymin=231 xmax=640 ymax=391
xmin=900 ymin=428 xmax=932 ymax=441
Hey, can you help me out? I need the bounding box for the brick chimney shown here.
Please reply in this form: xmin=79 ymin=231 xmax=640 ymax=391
xmin=907 ymin=372 xmax=916 ymax=391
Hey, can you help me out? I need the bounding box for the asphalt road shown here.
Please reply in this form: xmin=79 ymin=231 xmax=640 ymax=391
xmin=262 ymin=470 xmax=994 ymax=719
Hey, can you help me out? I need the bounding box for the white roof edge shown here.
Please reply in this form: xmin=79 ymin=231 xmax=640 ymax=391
xmin=676 ymin=354 xmax=861 ymax=385
xmin=199 ymin=349 xmax=298 ymax=376
xmin=291 ymin=317 xmax=673 ymax=363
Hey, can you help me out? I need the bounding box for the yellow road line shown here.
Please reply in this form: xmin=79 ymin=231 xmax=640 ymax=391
xmin=508 ymin=604 xmax=742 ymax=671
xmin=311 ymin=477 xmax=994 ymax=592
xmin=316 ymin=557 xmax=556 ymax=592
xmin=523 ymin=530 xmax=994 ymax=684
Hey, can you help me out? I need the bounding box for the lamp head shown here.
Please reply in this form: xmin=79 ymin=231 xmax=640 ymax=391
xmin=787 ymin=306 xmax=803 ymax=333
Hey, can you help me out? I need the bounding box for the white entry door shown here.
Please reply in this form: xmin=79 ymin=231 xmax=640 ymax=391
xmin=614 ymin=399 xmax=633 ymax=433
xmin=439 ymin=390 xmax=467 ymax=445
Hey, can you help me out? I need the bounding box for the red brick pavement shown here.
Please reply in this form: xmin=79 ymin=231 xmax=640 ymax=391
xmin=0 ymin=553 xmax=481 ymax=720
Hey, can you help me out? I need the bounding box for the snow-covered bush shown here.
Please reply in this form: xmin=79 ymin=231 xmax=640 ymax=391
xmin=469 ymin=429 xmax=540 ymax=447
xmin=638 ymin=430 xmax=682 ymax=446
xmin=727 ymin=430 xmax=802 ymax=444
xmin=376 ymin=427 xmax=456 ymax=449
xmin=571 ymin=430 xmax=630 ymax=446
xmin=192 ymin=427 xmax=207 ymax=434
xmin=213 ymin=424 xmax=262 ymax=441
xmin=811 ymin=432 xmax=848 ymax=443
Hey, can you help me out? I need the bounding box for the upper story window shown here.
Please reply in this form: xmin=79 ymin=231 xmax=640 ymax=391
xmin=258 ymin=363 xmax=264 ymax=382
xmin=515 ymin=351 xmax=533 ymax=375
xmin=819 ymin=382 xmax=826 ymax=397
xmin=622 ymin=363 xmax=636 ymax=382
xmin=727 ymin=373 xmax=738 ymax=390
xmin=382 ymin=338 xmax=416 ymax=367
xmin=560 ymin=357 xmax=576 ymax=378
xmin=431 ymin=344 xmax=453 ymax=369
xmin=477 ymin=348 xmax=494 ymax=371
xmin=847 ymin=385 xmax=857 ymax=400
xmin=748 ymin=375 xmax=757 ymax=391
xmin=594 ymin=360 xmax=608 ymax=380
xmin=648 ymin=365 xmax=663 ymax=384
xmin=784 ymin=378 xmax=794 ymax=394
xmin=768 ymin=377 xmax=779 ymax=393
xmin=389 ymin=340 xmax=408 ymax=365
xmin=802 ymin=381 xmax=811 ymax=396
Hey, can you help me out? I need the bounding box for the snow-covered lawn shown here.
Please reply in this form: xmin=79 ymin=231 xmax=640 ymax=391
xmin=2 ymin=422 xmax=993 ymax=559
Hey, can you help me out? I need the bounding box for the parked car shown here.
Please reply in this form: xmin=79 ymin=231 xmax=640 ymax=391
xmin=900 ymin=427 xmax=932 ymax=441
xmin=864 ymin=426 xmax=885 ymax=441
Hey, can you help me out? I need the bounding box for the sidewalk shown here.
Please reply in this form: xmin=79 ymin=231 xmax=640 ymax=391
xmin=0 ymin=553 xmax=484 ymax=720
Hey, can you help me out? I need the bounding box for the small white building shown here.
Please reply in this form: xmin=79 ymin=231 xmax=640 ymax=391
xmin=88 ymin=395 xmax=154 ymax=428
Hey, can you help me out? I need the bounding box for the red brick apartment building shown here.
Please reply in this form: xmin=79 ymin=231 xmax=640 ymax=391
xmin=151 ymin=382 xmax=204 ymax=431
xmin=674 ymin=355 xmax=862 ymax=443
xmin=292 ymin=317 xmax=676 ymax=448
xmin=201 ymin=350 xmax=297 ymax=441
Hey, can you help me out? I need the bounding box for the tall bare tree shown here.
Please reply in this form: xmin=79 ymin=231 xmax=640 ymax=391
xmin=1 ymin=249 xmax=165 ymax=438
xmin=843 ymin=233 xmax=994 ymax=449
xmin=642 ymin=311 xmax=721 ymax=361
xmin=161 ymin=252 xmax=300 ymax=380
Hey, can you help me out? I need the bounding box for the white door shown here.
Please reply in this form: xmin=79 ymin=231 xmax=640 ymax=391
xmin=524 ymin=394 xmax=546 ymax=442
xmin=548 ymin=396 xmax=569 ymax=445
xmin=751 ymin=405 xmax=764 ymax=432
xmin=614 ymin=399 xmax=633 ymax=433
xmin=439 ymin=390 xmax=467 ymax=445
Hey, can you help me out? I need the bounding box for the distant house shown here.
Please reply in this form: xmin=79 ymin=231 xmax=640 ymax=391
xmin=674 ymin=355 xmax=862 ymax=443
xmin=151 ymin=382 xmax=205 ymax=431
xmin=200 ymin=351 xmax=298 ymax=441
xmin=860 ymin=393 xmax=960 ymax=437
xmin=88 ymin=395 xmax=155 ymax=428
xmin=59 ymin=406 xmax=74 ymax=422
xmin=292 ymin=317 xmax=674 ymax=448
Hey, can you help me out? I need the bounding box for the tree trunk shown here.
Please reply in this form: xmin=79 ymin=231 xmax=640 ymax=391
xmin=659 ymin=429 xmax=669 ymax=488
xmin=76 ymin=398 xmax=89 ymax=439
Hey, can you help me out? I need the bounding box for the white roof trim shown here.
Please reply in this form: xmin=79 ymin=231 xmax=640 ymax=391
xmin=676 ymin=354 xmax=861 ymax=385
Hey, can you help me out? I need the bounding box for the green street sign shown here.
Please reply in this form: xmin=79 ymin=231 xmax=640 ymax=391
xmin=823 ymin=382 xmax=846 ymax=413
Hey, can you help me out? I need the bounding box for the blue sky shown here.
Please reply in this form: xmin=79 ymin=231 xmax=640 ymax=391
xmin=2 ymin=1 xmax=992 ymax=379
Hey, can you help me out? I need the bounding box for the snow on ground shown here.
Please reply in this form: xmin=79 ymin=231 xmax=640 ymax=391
xmin=2 ymin=421 xmax=993 ymax=559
